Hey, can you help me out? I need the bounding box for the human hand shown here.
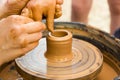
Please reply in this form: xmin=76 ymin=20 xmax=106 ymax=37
xmin=21 ymin=0 xmax=63 ymax=32
xmin=0 ymin=15 xmax=46 ymax=66
xmin=0 ymin=0 xmax=29 ymax=19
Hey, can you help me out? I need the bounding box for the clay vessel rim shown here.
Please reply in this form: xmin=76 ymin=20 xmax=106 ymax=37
xmin=48 ymin=29 xmax=72 ymax=41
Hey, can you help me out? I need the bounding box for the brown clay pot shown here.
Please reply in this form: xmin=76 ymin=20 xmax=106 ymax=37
xmin=45 ymin=29 xmax=73 ymax=62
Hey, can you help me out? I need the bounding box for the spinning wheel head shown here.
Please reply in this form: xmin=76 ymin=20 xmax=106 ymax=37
xmin=15 ymin=29 xmax=103 ymax=80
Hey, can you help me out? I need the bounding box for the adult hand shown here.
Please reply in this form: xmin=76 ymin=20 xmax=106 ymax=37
xmin=0 ymin=0 xmax=29 ymax=19
xmin=21 ymin=0 xmax=63 ymax=32
xmin=0 ymin=15 xmax=46 ymax=66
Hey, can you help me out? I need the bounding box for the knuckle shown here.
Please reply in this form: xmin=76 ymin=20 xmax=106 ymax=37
xmin=19 ymin=38 xmax=28 ymax=48
xmin=9 ymin=26 xmax=21 ymax=39
xmin=35 ymin=22 xmax=46 ymax=30
xmin=7 ymin=15 xmax=23 ymax=23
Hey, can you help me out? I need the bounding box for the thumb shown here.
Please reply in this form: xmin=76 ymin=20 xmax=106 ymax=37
xmin=21 ymin=7 xmax=33 ymax=18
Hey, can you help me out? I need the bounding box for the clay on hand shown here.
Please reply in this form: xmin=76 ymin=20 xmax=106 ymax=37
xmin=0 ymin=15 xmax=46 ymax=66
xmin=21 ymin=0 xmax=63 ymax=32
xmin=54 ymin=0 xmax=63 ymax=18
xmin=0 ymin=0 xmax=30 ymax=19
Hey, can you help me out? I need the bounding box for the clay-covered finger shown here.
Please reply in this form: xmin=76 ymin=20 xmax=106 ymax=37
xmin=55 ymin=4 xmax=62 ymax=12
xmin=21 ymin=7 xmax=33 ymax=18
xmin=22 ymin=22 xmax=46 ymax=33
xmin=22 ymin=0 xmax=43 ymax=21
xmin=46 ymin=9 xmax=55 ymax=32
xmin=31 ymin=6 xmax=43 ymax=21
xmin=54 ymin=11 xmax=62 ymax=18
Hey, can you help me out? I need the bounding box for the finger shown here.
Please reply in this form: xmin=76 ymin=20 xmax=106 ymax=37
xmin=17 ymin=32 xmax=41 ymax=48
xmin=5 ymin=41 xmax=39 ymax=61
xmin=20 ymin=41 xmax=39 ymax=55
xmin=9 ymin=21 xmax=41 ymax=41
xmin=55 ymin=4 xmax=62 ymax=12
xmin=24 ymin=32 xmax=42 ymax=44
xmin=15 ymin=31 xmax=41 ymax=48
xmin=56 ymin=0 xmax=63 ymax=5
xmin=54 ymin=11 xmax=62 ymax=18
xmin=22 ymin=22 xmax=46 ymax=33
xmin=18 ymin=35 xmax=28 ymax=48
xmin=31 ymin=6 xmax=43 ymax=21
xmin=46 ymin=9 xmax=55 ymax=32
xmin=21 ymin=7 xmax=33 ymax=18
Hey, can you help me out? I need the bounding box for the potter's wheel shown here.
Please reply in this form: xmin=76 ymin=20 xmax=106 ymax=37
xmin=15 ymin=38 xmax=103 ymax=80
xmin=0 ymin=22 xmax=120 ymax=80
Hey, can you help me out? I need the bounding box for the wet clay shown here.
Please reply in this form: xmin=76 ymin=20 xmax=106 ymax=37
xmin=0 ymin=22 xmax=120 ymax=79
xmin=0 ymin=61 xmax=118 ymax=80
xmin=15 ymin=36 xmax=103 ymax=79
xmin=45 ymin=30 xmax=73 ymax=62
